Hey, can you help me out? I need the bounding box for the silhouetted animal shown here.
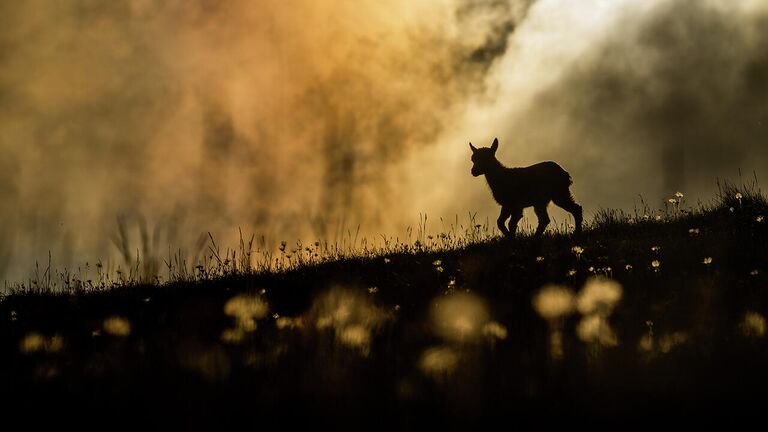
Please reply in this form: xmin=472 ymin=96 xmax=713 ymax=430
xmin=470 ymin=137 xmax=582 ymax=238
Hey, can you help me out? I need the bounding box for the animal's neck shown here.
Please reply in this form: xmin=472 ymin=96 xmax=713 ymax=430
xmin=483 ymin=159 xmax=508 ymax=187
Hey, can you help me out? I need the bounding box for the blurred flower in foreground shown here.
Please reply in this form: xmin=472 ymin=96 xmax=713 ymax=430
xmin=577 ymin=314 xmax=618 ymax=346
xmin=575 ymin=277 xmax=623 ymax=347
xmin=311 ymin=286 xmax=392 ymax=355
xmin=182 ymin=345 xmax=231 ymax=382
xmin=534 ymin=285 xmax=575 ymax=320
xmin=741 ymin=311 xmax=766 ymax=338
xmin=221 ymin=294 xmax=269 ymax=343
xmin=222 ymin=294 xmax=268 ymax=340
xmin=221 ymin=328 xmax=246 ymax=344
xmin=638 ymin=321 xmax=654 ymax=352
xmin=224 ymin=294 xmax=269 ymax=322
xmin=339 ymin=325 xmax=371 ymax=351
xmin=103 ymin=316 xmax=131 ymax=337
xmin=19 ymin=332 xmax=64 ymax=354
xmin=275 ymin=316 xmax=303 ymax=330
xmin=430 ymin=292 xmax=489 ymax=343
xmin=419 ymin=346 xmax=459 ymax=381
xmin=639 ymin=330 xmax=688 ymax=354
xmin=482 ymin=321 xmax=508 ymax=341
xmin=576 ymin=277 xmax=622 ymax=316
xmin=532 ymin=277 xmax=625 ymax=354
xmin=659 ymin=332 xmax=688 ymax=353
xmin=533 ymin=285 xmax=575 ymax=359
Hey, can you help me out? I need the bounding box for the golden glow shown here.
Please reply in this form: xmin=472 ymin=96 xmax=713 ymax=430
xmin=3 ymin=0 xmax=768 ymax=282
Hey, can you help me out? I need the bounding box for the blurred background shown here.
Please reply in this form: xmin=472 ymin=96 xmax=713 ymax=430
xmin=1 ymin=0 xmax=767 ymax=281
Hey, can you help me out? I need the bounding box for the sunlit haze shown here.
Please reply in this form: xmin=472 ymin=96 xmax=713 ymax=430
xmin=2 ymin=0 xmax=767 ymax=281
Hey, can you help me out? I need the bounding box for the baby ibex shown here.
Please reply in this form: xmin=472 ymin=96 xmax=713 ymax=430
xmin=470 ymin=138 xmax=582 ymax=238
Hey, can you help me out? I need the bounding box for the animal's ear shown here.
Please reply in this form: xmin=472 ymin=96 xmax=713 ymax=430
xmin=491 ymin=138 xmax=499 ymax=152
xmin=469 ymin=142 xmax=477 ymax=153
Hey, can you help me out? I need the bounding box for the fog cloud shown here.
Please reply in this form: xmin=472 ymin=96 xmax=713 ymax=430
xmin=450 ymin=0 xmax=768 ymax=218
xmin=1 ymin=0 xmax=767 ymax=282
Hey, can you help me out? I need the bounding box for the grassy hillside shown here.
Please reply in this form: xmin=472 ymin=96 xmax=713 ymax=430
xmin=2 ymin=182 xmax=768 ymax=427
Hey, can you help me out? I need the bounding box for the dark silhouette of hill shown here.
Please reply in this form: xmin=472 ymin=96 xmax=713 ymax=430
xmin=1 ymin=181 xmax=767 ymax=428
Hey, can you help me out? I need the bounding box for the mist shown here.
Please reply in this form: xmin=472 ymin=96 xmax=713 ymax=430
xmin=1 ymin=0 xmax=767 ymax=282
xmin=451 ymin=0 xmax=768 ymax=215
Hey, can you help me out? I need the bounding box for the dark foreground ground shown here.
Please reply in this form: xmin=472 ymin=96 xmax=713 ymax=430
xmin=2 ymin=189 xmax=768 ymax=428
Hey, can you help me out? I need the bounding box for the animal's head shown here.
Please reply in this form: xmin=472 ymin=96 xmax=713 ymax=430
xmin=469 ymin=137 xmax=499 ymax=177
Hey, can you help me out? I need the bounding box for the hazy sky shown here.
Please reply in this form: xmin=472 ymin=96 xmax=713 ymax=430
xmin=1 ymin=0 xmax=767 ymax=281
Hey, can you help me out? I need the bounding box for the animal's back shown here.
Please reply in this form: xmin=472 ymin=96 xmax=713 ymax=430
xmin=519 ymin=161 xmax=572 ymax=188
xmin=494 ymin=161 xmax=571 ymax=207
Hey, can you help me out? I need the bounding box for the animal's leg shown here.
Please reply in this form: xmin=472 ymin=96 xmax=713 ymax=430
xmin=553 ymin=193 xmax=583 ymax=236
xmin=508 ymin=208 xmax=523 ymax=237
xmin=497 ymin=206 xmax=512 ymax=238
xmin=533 ymin=203 xmax=550 ymax=238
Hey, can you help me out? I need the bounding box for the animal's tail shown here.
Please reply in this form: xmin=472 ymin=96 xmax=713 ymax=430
xmin=561 ymin=169 xmax=573 ymax=187
xmin=547 ymin=161 xmax=573 ymax=188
